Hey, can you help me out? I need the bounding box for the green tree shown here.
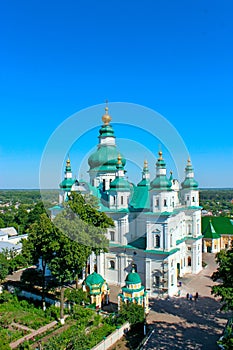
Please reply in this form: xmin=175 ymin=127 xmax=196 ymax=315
xmin=0 ymin=253 xmax=9 ymax=284
xmin=49 ymin=234 xmax=91 ymax=324
xmin=22 ymin=213 xmax=60 ymax=310
xmin=118 ymin=303 xmax=145 ymax=326
xmin=212 ymin=248 xmax=233 ymax=311
xmin=68 ymin=192 xmax=114 ymax=229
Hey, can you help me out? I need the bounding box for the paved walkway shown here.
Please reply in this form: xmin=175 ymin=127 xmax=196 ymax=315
xmin=108 ymin=253 xmax=230 ymax=350
xmin=143 ymin=253 xmax=230 ymax=350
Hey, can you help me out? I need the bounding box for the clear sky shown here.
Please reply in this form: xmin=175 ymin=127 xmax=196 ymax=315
xmin=0 ymin=0 xmax=232 ymax=189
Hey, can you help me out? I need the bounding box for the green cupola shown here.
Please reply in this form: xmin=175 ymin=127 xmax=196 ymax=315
xmin=181 ymin=158 xmax=198 ymax=189
xmin=88 ymin=106 xmax=126 ymax=173
xmin=109 ymin=155 xmax=131 ymax=191
xmin=125 ymin=268 xmax=142 ymax=285
xmin=150 ymin=151 xmax=172 ymax=191
xmin=59 ymin=158 xmax=75 ymax=191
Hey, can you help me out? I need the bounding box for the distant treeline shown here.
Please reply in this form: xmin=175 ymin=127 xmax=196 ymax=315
xmin=200 ymin=189 xmax=233 ymax=201
xmin=0 ymin=189 xmax=59 ymax=205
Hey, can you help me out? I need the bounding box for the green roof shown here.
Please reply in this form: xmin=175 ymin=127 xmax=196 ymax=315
xmin=129 ymin=235 xmax=146 ymax=250
xmin=202 ymin=216 xmax=233 ymax=236
xmin=109 ymin=177 xmax=131 ymax=191
xmin=125 ymin=269 xmax=141 ymax=284
xmin=130 ymin=185 xmax=150 ymax=210
xmin=202 ymin=219 xmax=221 ymax=239
xmin=181 ymin=177 xmax=198 ymax=189
xmin=85 ymin=272 xmax=105 ymax=287
xmin=121 ymin=286 xmax=144 ymax=293
xmin=88 ymin=144 xmax=126 ymax=172
xmin=150 ymin=175 xmax=172 ymax=191
xmin=59 ymin=178 xmax=75 ymax=190
xmin=109 ymin=242 xmax=180 ymax=256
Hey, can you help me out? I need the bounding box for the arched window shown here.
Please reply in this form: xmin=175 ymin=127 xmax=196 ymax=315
xmin=103 ymin=179 xmax=106 ymax=192
xmin=110 ymin=231 xmax=115 ymax=241
xmin=188 ymin=256 xmax=191 ymax=266
xmin=170 ymin=234 xmax=173 ymax=247
xmin=132 ymin=263 xmax=137 ymax=272
xmin=109 ymin=260 xmax=115 ymax=269
xmin=121 ymin=196 xmax=124 ymax=205
xmin=155 ymin=234 xmax=160 ymax=248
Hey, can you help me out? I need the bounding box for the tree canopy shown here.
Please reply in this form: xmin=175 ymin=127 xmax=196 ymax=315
xmin=212 ymin=248 xmax=233 ymax=311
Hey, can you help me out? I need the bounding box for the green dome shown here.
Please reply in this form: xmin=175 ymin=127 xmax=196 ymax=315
xmin=85 ymin=272 xmax=104 ymax=286
xmin=59 ymin=178 xmax=75 ymax=190
xmin=110 ymin=177 xmax=131 ymax=191
xmin=88 ymin=145 xmax=126 ymax=172
xmin=125 ymin=270 xmax=141 ymax=284
xmin=150 ymin=175 xmax=172 ymax=190
xmin=181 ymin=178 xmax=198 ymax=189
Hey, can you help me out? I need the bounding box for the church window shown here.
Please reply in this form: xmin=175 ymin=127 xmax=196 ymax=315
xmin=113 ymin=196 xmax=116 ymax=205
xmin=155 ymin=276 xmax=160 ymax=287
xmin=197 ymin=224 xmax=199 ymax=234
xmin=109 ymin=260 xmax=115 ymax=269
xmin=156 ymin=199 xmax=159 ymax=207
xmin=155 ymin=234 xmax=160 ymax=248
xmin=103 ymin=179 xmax=106 ymax=192
xmin=198 ymin=256 xmax=200 ymax=265
xmin=121 ymin=196 xmax=124 ymax=205
xmin=188 ymin=224 xmax=192 ymax=234
xmin=164 ymin=199 xmax=167 ymax=207
xmin=192 ymin=196 xmax=195 ymax=202
xmin=132 ymin=263 xmax=137 ymax=272
xmin=171 ymin=275 xmax=174 ymax=286
xmin=188 ymin=256 xmax=191 ymax=266
xmin=110 ymin=231 xmax=115 ymax=241
xmin=187 ymin=195 xmax=190 ymax=201
xmin=170 ymin=234 xmax=173 ymax=247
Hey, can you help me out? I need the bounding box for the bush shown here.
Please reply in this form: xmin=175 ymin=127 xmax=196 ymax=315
xmin=118 ymin=303 xmax=145 ymax=326
xmin=45 ymin=305 xmax=60 ymax=320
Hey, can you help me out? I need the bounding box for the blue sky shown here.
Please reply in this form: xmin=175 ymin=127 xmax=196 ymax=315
xmin=0 ymin=0 xmax=232 ymax=189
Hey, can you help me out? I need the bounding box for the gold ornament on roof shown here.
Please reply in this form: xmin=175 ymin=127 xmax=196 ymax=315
xmin=102 ymin=100 xmax=112 ymax=125
xmin=187 ymin=157 xmax=191 ymax=164
xmin=66 ymin=158 xmax=71 ymax=166
xmin=158 ymin=150 xmax=163 ymax=160
xmin=117 ymin=154 xmax=122 ymax=164
xmin=144 ymin=160 xmax=148 ymax=168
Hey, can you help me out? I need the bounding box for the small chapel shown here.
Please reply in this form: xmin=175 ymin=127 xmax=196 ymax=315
xmin=52 ymin=106 xmax=203 ymax=297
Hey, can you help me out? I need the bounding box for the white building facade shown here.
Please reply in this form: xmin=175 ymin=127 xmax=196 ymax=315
xmin=56 ymin=106 xmax=203 ymax=297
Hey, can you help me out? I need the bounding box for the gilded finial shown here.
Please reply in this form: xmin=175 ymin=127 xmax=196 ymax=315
xmin=187 ymin=157 xmax=191 ymax=165
xmin=144 ymin=159 xmax=148 ymax=168
xmin=117 ymin=154 xmax=122 ymax=164
xmin=158 ymin=150 xmax=163 ymax=160
xmin=102 ymin=100 xmax=112 ymax=125
xmin=66 ymin=157 xmax=71 ymax=166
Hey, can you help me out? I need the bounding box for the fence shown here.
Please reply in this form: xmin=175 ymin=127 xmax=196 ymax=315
xmin=91 ymin=322 xmax=130 ymax=350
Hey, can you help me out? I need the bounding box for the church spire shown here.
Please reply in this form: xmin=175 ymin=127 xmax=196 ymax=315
xmin=181 ymin=157 xmax=198 ymax=189
xmin=102 ymin=100 xmax=112 ymax=125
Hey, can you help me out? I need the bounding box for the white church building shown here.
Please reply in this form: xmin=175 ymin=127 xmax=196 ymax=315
xmin=55 ymin=106 xmax=203 ymax=297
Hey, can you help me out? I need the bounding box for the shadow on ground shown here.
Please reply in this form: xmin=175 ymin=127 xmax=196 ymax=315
xmin=145 ymin=296 xmax=230 ymax=350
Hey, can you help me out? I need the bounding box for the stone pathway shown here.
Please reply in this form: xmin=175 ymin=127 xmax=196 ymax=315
xmin=108 ymin=253 xmax=230 ymax=350
xmin=143 ymin=253 xmax=230 ymax=350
